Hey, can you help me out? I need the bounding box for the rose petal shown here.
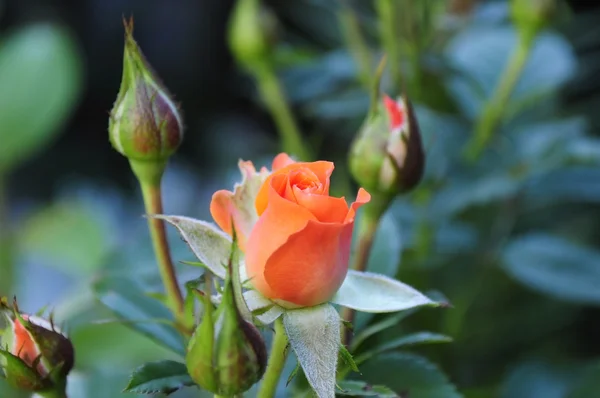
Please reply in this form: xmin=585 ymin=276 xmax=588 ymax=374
xmin=256 ymin=174 xmax=287 ymax=217
xmin=272 ymin=153 xmax=296 ymax=170
xmin=383 ymin=95 xmax=405 ymax=130
xmin=210 ymin=160 xmax=268 ymax=251
xmin=263 ymin=220 xmax=354 ymax=307
xmin=288 ymin=168 xmax=321 ymax=193
xmin=12 ymin=316 xmax=48 ymax=375
xmin=255 ymin=161 xmax=335 ymax=215
xmin=344 ymin=188 xmax=371 ymax=223
xmin=285 ymin=161 xmax=334 ymax=193
xmin=246 ymin=183 xmax=318 ymax=300
xmin=293 ymin=186 xmax=349 ymax=223
xmin=210 ymin=191 xmax=238 ymax=239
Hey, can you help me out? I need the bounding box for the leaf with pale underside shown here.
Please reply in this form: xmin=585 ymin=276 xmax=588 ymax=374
xmin=243 ymin=290 xmax=284 ymax=325
xmin=153 ymin=215 xmax=231 ymax=279
xmin=332 ymin=270 xmax=437 ymax=313
xmin=283 ymin=304 xmax=340 ymax=398
xmin=93 ymin=277 xmax=186 ymax=356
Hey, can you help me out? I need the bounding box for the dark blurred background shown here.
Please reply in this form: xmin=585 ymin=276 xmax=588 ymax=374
xmin=2 ymin=0 xmax=599 ymax=196
xmin=2 ymin=0 xmax=600 ymax=397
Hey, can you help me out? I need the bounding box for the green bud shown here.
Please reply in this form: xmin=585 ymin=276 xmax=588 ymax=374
xmin=228 ymin=0 xmax=277 ymax=69
xmin=186 ymin=278 xmax=267 ymax=395
xmin=511 ymin=0 xmax=557 ymax=41
xmin=350 ymin=93 xmax=424 ymax=197
xmin=108 ymin=18 xmax=183 ymax=181
xmin=0 ymin=298 xmax=74 ymax=394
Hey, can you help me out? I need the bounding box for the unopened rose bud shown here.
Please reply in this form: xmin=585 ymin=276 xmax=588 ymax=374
xmin=350 ymin=93 xmax=424 ymax=197
xmin=228 ymin=0 xmax=277 ymax=69
xmin=0 ymin=299 xmax=74 ymax=394
xmin=186 ymin=278 xmax=267 ymax=395
xmin=109 ymin=18 xmax=183 ymax=184
xmin=511 ymin=0 xmax=556 ymax=42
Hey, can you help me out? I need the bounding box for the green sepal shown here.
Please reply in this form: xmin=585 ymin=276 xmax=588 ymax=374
xmin=185 ymin=230 xmax=267 ymax=395
xmin=286 ymin=360 xmax=301 ymax=387
xmin=185 ymin=277 xmax=217 ymax=393
xmin=339 ymin=344 xmax=360 ymax=373
xmin=0 ymin=349 xmax=50 ymax=391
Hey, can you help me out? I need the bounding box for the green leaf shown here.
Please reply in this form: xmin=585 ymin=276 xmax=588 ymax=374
xmin=499 ymin=360 xmax=581 ymax=398
xmin=337 ymin=380 xmax=397 ymax=397
xmin=446 ymin=27 xmax=575 ymax=119
xmin=565 ymin=137 xmax=600 ymax=163
xmin=124 ymin=360 xmax=195 ymax=395
xmin=356 ymin=332 xmax=452 ymax=365
xmin=332 ymin=270 xmax=437 ymax=313
xmin=508 ymin=118 xmax=587 ymax=170
xmin=18 ymin=201 xmax=108 ymax=275
xmin=430 ymin=174 xmax=519 ymax=217
xmin=567 ymin=361 xmax=600 ymax=398
xmin=502 ymin=234 xmax=600 ymax=305
xmin=283 ymin=304 xmax=340 ymax=398
xmin=523 ymin=167 xmax=600 ymax=206
xmin=361 ymin=353 xmax=462 ymax=398
xmin=415 ymin=107 xmax=468 ymax=182
xmin=154 ymin=216 xmax=232 ymax=279
xmin=350 ymin=310 xmax=417 ymax=352
xmin=70 ymin=320 xmax=181 ymax=371
xmin=93 ymin=277 xmax=186 ymax=356
xmin=0 ymin=24 xmax=82 ymax=173
xmin=65 ymin=370 xmax=180 ymax=398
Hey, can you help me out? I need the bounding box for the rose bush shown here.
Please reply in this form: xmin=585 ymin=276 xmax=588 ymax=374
xmin=211 ymin=153 xmax=370 ymax=307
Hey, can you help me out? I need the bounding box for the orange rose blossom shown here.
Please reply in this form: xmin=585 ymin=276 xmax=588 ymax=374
xmin=210 ymin=153 xmax=371 ymax=307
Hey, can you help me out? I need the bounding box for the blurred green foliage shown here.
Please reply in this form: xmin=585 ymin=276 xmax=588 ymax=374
xmin=0 ymin=24 xmax=82 ymax=174
xmin=2 ymin=0 xmax=600 ymax=397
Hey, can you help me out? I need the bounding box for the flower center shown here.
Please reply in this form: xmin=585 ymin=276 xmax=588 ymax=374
xmin=290 ymin=169 xmax=321 ymax=192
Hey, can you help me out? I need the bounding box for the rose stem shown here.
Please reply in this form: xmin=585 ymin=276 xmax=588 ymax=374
xmin=463 ymin=31 xmax=534 ymax=162
xmin=375 ymin=0 xmax=402 ymax=89
xmin=257 ymin=318 xmax=289 ymax=398
xmin=338 ymin=1 xmax=372 ymax=89
xmin=133 ymin=161 xmax=185 ymax=323
xmin=342 ymin=197 xmax=388 ymax=346
xmin=253 ymin=61 xmax=312 ymax=161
